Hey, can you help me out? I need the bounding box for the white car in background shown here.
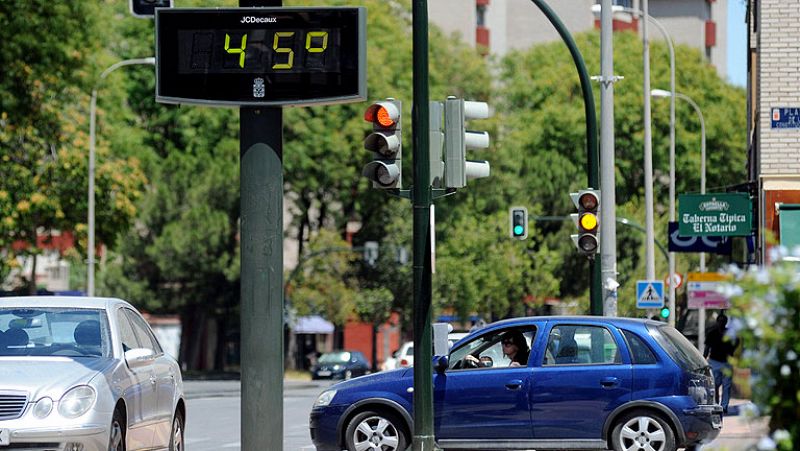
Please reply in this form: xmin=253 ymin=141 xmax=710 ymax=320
xmin=383 ymin=332 xmax=471 ymax=370
xmin=0 ymin=296 xmax=185 ymax=451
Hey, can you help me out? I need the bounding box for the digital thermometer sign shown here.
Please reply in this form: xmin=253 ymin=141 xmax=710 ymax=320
xmin=156 ymin=8 xmax=366 ymax=106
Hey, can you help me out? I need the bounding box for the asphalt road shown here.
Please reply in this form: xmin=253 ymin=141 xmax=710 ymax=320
xmin=184 ymin=379 xmax=335 ymax=451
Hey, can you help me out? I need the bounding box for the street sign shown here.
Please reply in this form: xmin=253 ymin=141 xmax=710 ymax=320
xmin=771 ymin=107 xmax=800 ymax=129
xmin=664 ymin=272 xmax=683 ymax=290
xmin=667 ymin=222 xmax=733 ymax=254
xmin=637 ymin=280 xmax=664 ymax=309
xmin=678 ymin=193 xmax=752 ymax=237
xmin=686 ymin=272 xmax=731 ymax=309
xmin=155 ymin=7 xmax=366 ymax=106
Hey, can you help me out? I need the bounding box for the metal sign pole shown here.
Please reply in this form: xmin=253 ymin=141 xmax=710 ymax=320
xmin=239 ymin=3 xmax=283 ymax=451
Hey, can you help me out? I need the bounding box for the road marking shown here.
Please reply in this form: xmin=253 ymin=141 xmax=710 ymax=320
xmin=184 ymin=438 xmax=209 ymax=444
xmin=221 ymin=442 xmax=241 ymax=448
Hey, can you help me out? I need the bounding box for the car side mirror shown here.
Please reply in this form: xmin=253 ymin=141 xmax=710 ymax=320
xmin=125 ymin=348 xmax=155 ymax=368
xmin=433 ymin=355 xmax=449 ymax=374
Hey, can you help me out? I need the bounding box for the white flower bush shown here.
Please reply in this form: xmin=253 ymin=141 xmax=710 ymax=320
xmin=725 ymin=248 xmax=800 ymax=451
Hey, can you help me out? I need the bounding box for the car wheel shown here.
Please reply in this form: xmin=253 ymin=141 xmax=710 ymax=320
xmin=344 ymin=409 xmax=407 ymax=451
xmin=169 ymin=410 xmax=185 ymax=451
xmin=611 ymin=409 xmax=675 ymax=451
xmin=108 ymin=408 xmax=126 ymax=451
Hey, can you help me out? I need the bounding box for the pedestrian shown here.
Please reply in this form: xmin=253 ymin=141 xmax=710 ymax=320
xmin=704 ymin=312 xmax=739 ymax=414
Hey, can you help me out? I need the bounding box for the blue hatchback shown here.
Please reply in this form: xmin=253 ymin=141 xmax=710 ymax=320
xmin=309 ymin=316 xmax=723 ymax=451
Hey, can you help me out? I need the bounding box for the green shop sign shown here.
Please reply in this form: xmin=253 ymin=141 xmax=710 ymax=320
xmin=679 ymin=193 xmax=752 ymax=237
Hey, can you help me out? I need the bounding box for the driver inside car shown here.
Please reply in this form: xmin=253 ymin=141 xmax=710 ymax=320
xmin=465 ymin=329 xmax=530 ymax=367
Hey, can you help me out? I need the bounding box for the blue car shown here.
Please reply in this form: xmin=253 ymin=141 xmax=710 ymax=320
xmin=309 ymin=316 xmax=722 ymax=451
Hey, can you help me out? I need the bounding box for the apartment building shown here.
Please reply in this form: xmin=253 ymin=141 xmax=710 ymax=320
xmin=429 ymin=0 xmax=728 ymax=77
xmin=747 ymin=0 xmax=800 ymax=262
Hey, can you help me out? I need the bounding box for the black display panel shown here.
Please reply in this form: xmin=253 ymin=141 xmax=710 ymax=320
xmin=156 ymin=8 xmax=366 ymax=106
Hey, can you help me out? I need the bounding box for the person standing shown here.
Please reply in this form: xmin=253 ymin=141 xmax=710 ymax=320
xmin=704 ymin=313 xmax=739 ymax=413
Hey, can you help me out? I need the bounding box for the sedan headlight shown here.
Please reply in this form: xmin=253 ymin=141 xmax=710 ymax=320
xmin=313 ymin=390 xmax=338 ymax=408
xmin=58 ymin=386 xmax=96 ymax=419
xmin=32 ymin=397 xmax=53 ymax=419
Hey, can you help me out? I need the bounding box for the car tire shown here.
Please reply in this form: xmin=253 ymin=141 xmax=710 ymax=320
xmin=610 ymin=409 xmax=675 ymax=451
xmin=169 ymin=410 xmax=185 ymax=451
xmin=344 ymin=409 xmax=407 ymax=451
xmin=108 ymin=408 xmax=126 ymax=451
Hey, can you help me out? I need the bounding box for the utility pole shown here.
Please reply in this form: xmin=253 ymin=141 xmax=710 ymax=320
xmin=598 ymin=0 xmax=619 ymax=316
xmin=642 ymin=0 xmax=657 ymax=283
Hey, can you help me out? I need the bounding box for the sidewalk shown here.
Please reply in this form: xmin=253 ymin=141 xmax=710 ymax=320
xmin=701 ymin=399 xmax=769 ymax=451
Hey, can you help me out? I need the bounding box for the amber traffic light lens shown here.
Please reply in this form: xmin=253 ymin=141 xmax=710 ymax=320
xmin=579 ymin=213 xmax=598 ymax=231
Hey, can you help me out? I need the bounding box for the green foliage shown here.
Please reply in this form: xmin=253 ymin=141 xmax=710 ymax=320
xmin=729 ymin=260 xmax=800 ymax=450
xmin=0 ymin=0 xmax=146 ymax=290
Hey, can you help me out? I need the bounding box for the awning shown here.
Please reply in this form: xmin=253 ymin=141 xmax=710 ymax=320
xmin=293 ymin=315 xmax=335 ymax=334
xmin=779 ymin=204 xmax=800 ymax=251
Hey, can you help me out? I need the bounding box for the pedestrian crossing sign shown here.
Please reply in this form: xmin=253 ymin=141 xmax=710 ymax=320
xmin=637 ymin=280 xmax=665 ymax=309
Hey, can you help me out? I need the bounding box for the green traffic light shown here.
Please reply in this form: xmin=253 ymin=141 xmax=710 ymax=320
xmin=660 ymin=307 xmax=670 ymax=319
xmin=514 ymin=225 xmax=524 ymax=236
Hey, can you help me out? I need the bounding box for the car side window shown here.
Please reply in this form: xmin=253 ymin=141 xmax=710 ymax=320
xmin=116 ymin=310 xmax=140 ymax=353
xmin=125 ymin=310 xmax=163 ymax=355
xmin=448 ymin=327 xmax=535 ymax=371
xmin=622 ymin=330 xmax=657 ymax=364
xmin=544 ymin=325 xmax=620 ymax=366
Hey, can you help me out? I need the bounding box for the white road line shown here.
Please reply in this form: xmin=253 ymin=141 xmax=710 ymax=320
xmin=221 ymin=442 xmax=241 ymax=448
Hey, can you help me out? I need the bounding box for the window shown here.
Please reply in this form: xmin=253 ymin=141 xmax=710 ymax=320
xmin=449 ymin=327 xmax=535 ymax=370
xmin=125 ymin=309 xmax=163 ymax=354
xmin=622 ymin=330 xmax=657 ymax=364
xmin=545 ymin=325 xmax=620 ymax=366
xmin=117 ymin=310 xmax=140 ymax=353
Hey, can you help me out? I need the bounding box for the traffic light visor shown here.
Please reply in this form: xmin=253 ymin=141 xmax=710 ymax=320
xmin=579 ymin=192 xmax=599 ymax=210
xmin=365 ymin=103 xmax=398 ymax=127
xmin=579 ymin=213 xmax=598 ymax=231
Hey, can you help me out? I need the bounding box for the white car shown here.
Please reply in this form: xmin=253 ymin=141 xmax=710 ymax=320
xmin=0 ymin=296 xmax=185 ymax=451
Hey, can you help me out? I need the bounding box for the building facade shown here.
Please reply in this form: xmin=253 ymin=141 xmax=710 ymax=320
xmin=428 ymin=0 xmax=728 ymax=78
xmin=748 ymin=0 xmax=800 ymax=261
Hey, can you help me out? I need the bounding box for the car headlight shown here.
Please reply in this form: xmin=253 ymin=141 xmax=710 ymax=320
xmin=58 ymin=386 xmax=96 ymax=419
xmin=32 ymin=397 xmax=53 ymax=419
xmin=313 ymin=390 xmax=337 ymax=408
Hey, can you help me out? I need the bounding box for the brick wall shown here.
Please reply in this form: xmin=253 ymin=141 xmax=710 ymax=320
xmin=759 ymin=1 xmax=800 ymax=175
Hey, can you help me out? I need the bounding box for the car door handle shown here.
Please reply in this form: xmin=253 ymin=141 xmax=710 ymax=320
xmin=505 ymin=379 xmax=523 ymax=390
xmin=601 ymin=377 xmax=619 ymax=388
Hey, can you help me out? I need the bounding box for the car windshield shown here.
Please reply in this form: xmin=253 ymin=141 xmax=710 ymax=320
xmin=0 ymin=308 xmax=111 ymax=358
xmin=648 ymin=323 xmax=707 ymax=371
xmin=319 ymin=351 xmax=351 ymax=364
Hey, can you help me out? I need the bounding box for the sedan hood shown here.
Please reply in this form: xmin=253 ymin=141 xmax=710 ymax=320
xmin=0 ymin=357 xmax=117 ymax=399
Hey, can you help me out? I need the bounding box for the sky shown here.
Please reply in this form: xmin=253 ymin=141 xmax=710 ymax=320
xmin=727 ymin=0 xmax=747 ymax=87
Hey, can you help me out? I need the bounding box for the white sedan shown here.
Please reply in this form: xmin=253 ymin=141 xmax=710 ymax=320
xmin=0 ymin=296 xmax=185 ymax=451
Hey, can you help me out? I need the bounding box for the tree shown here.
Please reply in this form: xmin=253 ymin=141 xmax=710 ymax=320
xmin=354 ymin=287 xmax=394 ymax=372
xmin=0 ymin=0 xmax=146 ymax=293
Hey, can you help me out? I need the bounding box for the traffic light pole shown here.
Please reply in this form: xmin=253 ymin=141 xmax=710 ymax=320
xmin=239 ymin=2 xmax=283 ymax=451
xmin=411 ymin=1 xmax=436 ymax=450
xmin=530 ymin=0 xmax=601 ymax=315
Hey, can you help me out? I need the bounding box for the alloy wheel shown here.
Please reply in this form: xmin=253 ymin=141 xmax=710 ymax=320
xmin=351 ymin=415 xmax=401 ymax=451
xmin=617 ymin=415 xmax=668 ymax=451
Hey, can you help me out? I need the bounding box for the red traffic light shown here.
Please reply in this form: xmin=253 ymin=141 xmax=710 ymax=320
xmin=364 ymin=102 xmax=399 ymax=128
xmin=578 ymin=191 xmax=599 ymax=211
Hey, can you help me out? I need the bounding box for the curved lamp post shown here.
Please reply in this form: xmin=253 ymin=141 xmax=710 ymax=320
xmin=88 ymin=57 xmax=155 ymax=296
xmin=592 ymin=4 xmax=677 ymax=324
xmin=652 ymin=88 xmax=706 ymax=349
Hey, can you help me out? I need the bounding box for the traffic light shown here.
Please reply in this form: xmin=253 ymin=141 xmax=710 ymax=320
xmin=363 ymin=99 xmax=402 ymax=189
xmin=444 ymin=97 xmax=490 ymax=188
xmin=660 ymin=306 xmax=671 ymax=320
xmin=510 ymin=207 xmax=528 ymax=240
xmin=570 ymin=189 xmax=601 ymax=255
xmin=129 ymin=0 xmax=172 ymax=18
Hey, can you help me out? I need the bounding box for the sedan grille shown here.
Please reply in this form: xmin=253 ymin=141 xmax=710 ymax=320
xmin=0 ymin=392 xmax=28 ymax=420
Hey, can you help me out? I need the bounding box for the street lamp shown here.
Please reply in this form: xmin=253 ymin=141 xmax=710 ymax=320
xmin=591 ymin=3 xmax=677 ymax=325
xmin=88 ymin=57 xmax=155 ymax=297
xmin=651 ymin=88 xmax=706 ymax=349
